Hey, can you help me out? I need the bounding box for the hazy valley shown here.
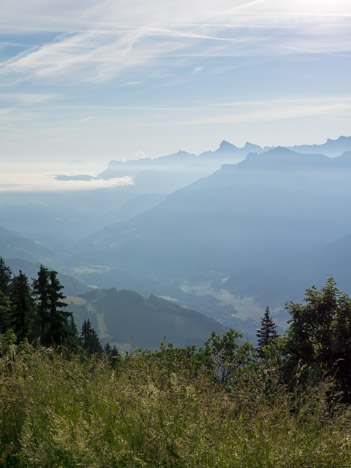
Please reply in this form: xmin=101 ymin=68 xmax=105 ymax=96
xmin=2 ymin=135 xmax=351 ymax=345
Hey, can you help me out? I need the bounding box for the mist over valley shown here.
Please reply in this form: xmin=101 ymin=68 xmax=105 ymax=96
xmin=2 ymin=136 xmax=351 ymax=341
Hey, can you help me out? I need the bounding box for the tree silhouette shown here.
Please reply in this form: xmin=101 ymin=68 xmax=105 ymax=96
xmin=0 ymin=291 xmax=12 ymax=334
xmin=256 ymin=306 xmax=277 ymax=358
xmin=47 ymin=270 xmax=71 ymax=345
xmin=80 ymin=320 xmax=103 ymax=356
xmin=33 ymin=266 xmax=71 ymax=346
xmin=0 ymin=257 xmax=12 ymax=296
xmin=10 ymin=271 xmax=34 ymax=342
xmin=32 ymin=265 xmax=50 ymax=344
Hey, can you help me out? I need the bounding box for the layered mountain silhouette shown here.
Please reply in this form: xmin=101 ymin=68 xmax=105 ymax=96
xmin=77 ymin=148 xmax=351 ymax=277
xmin=0 ymin=226 xmax=57 ymax=265
xmin=98 ymin=141 xmax=264 ymax=180
xmin=70 ymin=146 xmax=351 ymax=324
xmin=3 ymin=135 xmax=351 ymax=335
xmin=289 ymin=135 xmax=351 ymax=156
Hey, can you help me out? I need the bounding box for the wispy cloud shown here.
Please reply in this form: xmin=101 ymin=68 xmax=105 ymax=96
xmin=0 ymin=1 xmax=350 ymax=84
xmin=0 ymin=0 xmax=350 ymax=165
xmin=191 ymin=66 xmax=204 ymax=75
xmin=0 ymin=174 xmax=134 ymax=192
xmin=79 ymin=116 xmax=96 ymax=123
xmin=0 ymin=107 xmax=42 ymax=122
xmin=0 ymin=93 xmax=54 ymax=104
xmin=177 ymin=96 xmax=351 ymax=125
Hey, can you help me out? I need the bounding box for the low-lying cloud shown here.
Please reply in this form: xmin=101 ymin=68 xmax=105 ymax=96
xmin=0 ymin=171 xmax=134 ymax=192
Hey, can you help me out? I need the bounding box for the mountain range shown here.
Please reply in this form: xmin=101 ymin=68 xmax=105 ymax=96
xmin=2 ymin=135 xmax=351 ymax=338
xmin=60 ymin=136 xmax=351 ymax=183
xmin=77 ymin=147 xmax=351 ymax=276
xmin=71 ymin=145 xmax=351 ymax=329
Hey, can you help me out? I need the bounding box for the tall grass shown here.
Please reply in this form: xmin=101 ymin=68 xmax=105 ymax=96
xmin=1 ymin=347 xmax=351 ymax=467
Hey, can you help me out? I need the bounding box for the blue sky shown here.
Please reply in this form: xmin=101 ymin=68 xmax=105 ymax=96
xmin=1 ymin=0 xmax=351 ymax=168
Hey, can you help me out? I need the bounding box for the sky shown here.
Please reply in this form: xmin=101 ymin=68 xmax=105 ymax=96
xmin=1 ymin=0 xmax=351 ymax=174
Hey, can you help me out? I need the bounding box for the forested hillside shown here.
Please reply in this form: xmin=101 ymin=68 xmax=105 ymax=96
xmin=68 ymin=288 xmax=226 ymax=349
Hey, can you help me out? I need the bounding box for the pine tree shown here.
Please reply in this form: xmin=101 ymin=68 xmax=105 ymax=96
xmin=32 ymin=265 xmax=50 ymax=344
xmin=256 ymin=306 xmax=278 ymax=358
xmin=0 ymin=257 xmax=12 ymax=296
xmin=33 ymin=266 xmax=71 ymax=346
xmin=47 ymin=270 xmax=71 ymax=345
xmin=10 ymin=271 xmax=35 ymax=342
xmin=0 ymin=291 xmax=12 ymax=334
xmin=65 ymin=315 xmax=79 ymax=350
xmin=80 ymin=320 xmax=103 ymax=356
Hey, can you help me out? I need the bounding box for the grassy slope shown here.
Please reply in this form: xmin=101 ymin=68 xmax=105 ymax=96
xmin=1 ymin=348 xmax=351 ymax=467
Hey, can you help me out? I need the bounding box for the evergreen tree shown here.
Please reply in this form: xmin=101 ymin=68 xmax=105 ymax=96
xmin=32 ymin=265 xmax=50 ymax=344
xmin=9 ymin=271 xmax=35 ymax=342
xmin=256 ymin=306 xmax=278 ymax=358
xmin=0 ymin=291 xmax=12 ymax=334
xmin=80 ymin=320 xmax=103 ymax=356
xmin=47 ymin=270 xmax=71 ymax=345
xmin=0 ymin=257 xmax=12 ymax=296
xmin=65 ymin=315 xmax=79 ymax=351
xmin=33 ymin=266 xmax=72 ymax=346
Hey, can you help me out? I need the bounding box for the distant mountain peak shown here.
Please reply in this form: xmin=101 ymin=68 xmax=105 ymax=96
xmin=268 ymin=146 xmax=295 ymax=154
xmin=219 ymin=140 xmax=237 ymax=150
xmin=244 ymin=141 xmax=262 ymax=151
xmin=328 ymin=135 xmax=349 ymax=142
xmin=290 ymin=135 xmax=351 ymax=157
xmin=218 ymin=140 xmax=262 ymax=153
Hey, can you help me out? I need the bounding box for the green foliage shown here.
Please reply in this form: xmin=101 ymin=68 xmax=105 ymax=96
xmin=0 ymin=259 xmax=80 ymax=351
xmin=0 ymin=328 xmax=17 ymax=355
xmin=1 ymin=345 xmax=351 ymax=467
xmin=204 ymin=328 xmax=256 ymax=385
xmin=104 ymin=342 xmax=121 ymax=368
xmin=285 ymin=276 xmax=351 ymax=399
xmin=2 ymin=259 xmax=351 ymax=465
